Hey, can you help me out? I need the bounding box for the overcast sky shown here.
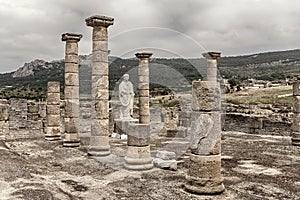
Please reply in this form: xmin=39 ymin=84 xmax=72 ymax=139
xmin=0 ymin=0 xmax=299 ymax=73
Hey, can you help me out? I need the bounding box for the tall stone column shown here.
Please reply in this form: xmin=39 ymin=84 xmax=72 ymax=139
xmin=185 ymin=52 xmax=225 ymax=194
xmin=62 ymin=33 xmax=82 ymax=147
xmin=123 ymin=53 xmax=153 ymax=170
xmin=135 ymin=52 xmax=152 ymax=124
xmin=85 ymin=15 xmax=114 ymax=156
xmin=291 ymin=81 xmax=300 ymax=146
xmin=45 ymin=82 xmax=61 ymax=141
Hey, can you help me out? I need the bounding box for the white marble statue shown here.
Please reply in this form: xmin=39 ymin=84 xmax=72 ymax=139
xmin=119 ymin=74 xmax=134 ymax=120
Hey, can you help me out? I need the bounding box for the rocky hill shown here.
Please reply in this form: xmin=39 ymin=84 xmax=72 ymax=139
xmin=1 ymin=49 xmax=300 ymax=93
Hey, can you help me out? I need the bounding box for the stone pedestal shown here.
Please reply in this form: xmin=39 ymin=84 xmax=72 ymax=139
xmin=86 ymin=15 xmax=114 ymax=156
xmin=185 ymin=154 xmax=224 ymax=194
xmin=292 ymin=81 xmax=300 ymax=146
xmin=135 ymin=53 xmax=152 ymax=124
xmin=114 ymin=118 xmax=138 ymax=135
xmin=45 ymin=82 xmax=61 ymax=140
xmin=185 ymin=52 xmax=224 ymax=195
xmin=124 ymin=123 xmax=153 ymax=170
xmin=61 ymin=33 xmax=82 ymax=147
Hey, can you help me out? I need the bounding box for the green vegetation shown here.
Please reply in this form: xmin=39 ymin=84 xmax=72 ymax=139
xmin=226 ymin=86 xmax=293 ymax=106
xmin=0 ymin=87 xmax=47 ymax=100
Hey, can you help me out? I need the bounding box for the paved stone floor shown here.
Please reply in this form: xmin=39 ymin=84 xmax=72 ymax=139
xmin=0 ymin=130 xmax=299 ymax=199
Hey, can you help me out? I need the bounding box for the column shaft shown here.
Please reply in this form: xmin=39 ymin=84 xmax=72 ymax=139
xmin=136 ymin=53 xmax=152 ymax=124
xmin=185 ymin=52 xmax=224 ymax=195
xmin=292 ymin=81 xmax=300 ymax=146
xmin=45 ymin=82 xmax=61 ymax=140
xmin=86 ymin=15 xmax=114 ymax=156
xmin=62 ymin=33 xmax=82 ymax=147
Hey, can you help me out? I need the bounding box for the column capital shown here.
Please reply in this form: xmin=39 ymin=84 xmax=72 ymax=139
xmin=85 ymin=15 xmax=114 ymax=27
xmin=61 ymin=33 xmax=82 ymax=42
xmin=202 ymin=52 xmax=221 ymax=60
xmin=135 ymin=52 xmax=153 ymax=59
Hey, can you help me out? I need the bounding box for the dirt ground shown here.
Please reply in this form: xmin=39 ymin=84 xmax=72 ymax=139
xmin=0 ymin=126 xmax=299 ymax=200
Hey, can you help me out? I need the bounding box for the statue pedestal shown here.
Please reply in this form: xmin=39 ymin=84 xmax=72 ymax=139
xmin=114 ymin=118 xmax=138 ymax=135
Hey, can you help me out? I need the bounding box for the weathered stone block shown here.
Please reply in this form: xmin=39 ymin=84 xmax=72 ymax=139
xmin=156 ymin=150 xmax=176 ymax=160
xmin=88 ymin=135 xmax=110 ymax=156
xmin=65 ymin=62 xmax=79 ymax=73
xmin=139 ymin=106 xmax=150 ymax=116
xmin=47 ymin=82 xmax=60 ymax=93
xmin=153 ymin=158 xmax=178 ymax=170
xmin=192 ymin=81 xmax=221 ymax=111
xmin=138 ymin=83 xmax=149 ymax=90
xmin=92 ymin=40 xmax=108 ymax=52
xmin=65 ymin=42 xmax=78 ymax=55
xmin=91 ymin=119 xmax=109 ymax=136
xmin=0 ymin=104 xmax=9 ymax=121
xmin=138 ymin=75 xmax=149 ymax=84
xmin=47 ymin=93 xmax=60 ymax=104
xmin=292 ymin=113 xmax=300 ymax=131
xmin=47 ymin=104 xmax=60 ymax=115
xmin=250 ymin=116 xmax=264 ymax=129
xmin=92 ymin=51 xmax=108 ymax=63
xmin=124 ymin=145 xmax=153 ymax=170
xmin=127 ymin=124 xmax=150 ymax=146
xmin=27 ymin=113 xmax=39 ymax=121
xmin=292 ymin=96 xmax=300 ymax=113
xmin=139 ymin=89 xmax=149 ymax=97
xmin=185 ymin=154 xmax=224 ymax=194
xmin=138 ymin=65 xmax=149 ymax=76
xmin=65 ymin=54 xmax=78 ymax=63
xmin=189 ymin=111 xmax=221 ymax=155
xmin=293 ymin=81 xmax=300 ymax=96
xmin=27 ymin=104 xmax=39 ymax=113
xmin=91 ymin=62 xmax=108 ymax=76
xmin=92 ymin=75 xmax=109 ymax=89
xmin=64 ymin=99 xmax=80 ymax=118
xmin=47 ymin=115 xmax=61 ymax=127
xmin=65 ymin=73 xmax=79 ymax=86
xmin=93 ymin=100 xmax=109 ymax=119
xmin=139 ymin=115 xmax=150 ymax=124
xmin=91 ymin=88 xmax=109 ymax=100
xmin=93 ymin=26 xmax=108 ymax=41
xmin=64 ymin=86 xmax=79 ymax=99
xmin=46 ymin=126 xmax=61 ymax=135
xmin=64 ymin=117 xmax=79 ymax=133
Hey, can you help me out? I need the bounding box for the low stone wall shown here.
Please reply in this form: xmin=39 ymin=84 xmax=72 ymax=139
xmin=0 ymin=98 xmax=47 ymax=139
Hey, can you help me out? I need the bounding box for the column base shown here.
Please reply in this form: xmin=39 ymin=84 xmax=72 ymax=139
xmin=184 ymin=154 xmax=225 ymax=195
xmin=63 ymin=133 xmax=80 ymax=147
xmin=44 ymin=134 xmax=61 ymax=141
xmin=124 ymin=145 xmax=153 ymax=171
xmin=292 ymin=132 xmax=300 ymax=146
xmin=185 ymin=176 xmax=225 ymax=195
xmin=88 ymin=136 xmax=111 ymax=156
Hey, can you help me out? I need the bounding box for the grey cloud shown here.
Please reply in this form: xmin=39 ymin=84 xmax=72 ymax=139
xmin=0 ymin=0 xmax=300 ymax=72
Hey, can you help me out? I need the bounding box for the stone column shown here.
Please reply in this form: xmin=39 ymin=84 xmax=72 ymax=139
xmin=0 ymin=100 xmax=9 ymax=136
xmin=62 ymin=33 xmax=82 ymax=147
xmin=85 ymin=15 xmax=114 ymax=156
xmin=123 ymin=53 xmax=153 ymax=170
xmin=291 ymin=81 xmax=300 ymax=146
xmin=135 ymin=52 xmax=152 ymax=124
xmin=45 ymin=82 xmax=61 ymax=140
xmin=185 ymin=52 xmax=225 ymax=194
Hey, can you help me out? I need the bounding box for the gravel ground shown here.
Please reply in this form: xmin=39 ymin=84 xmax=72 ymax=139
xmin=0 ymin=129 xmax=299 ymax=200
